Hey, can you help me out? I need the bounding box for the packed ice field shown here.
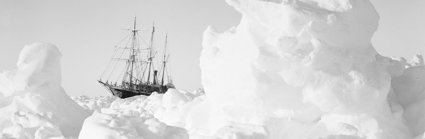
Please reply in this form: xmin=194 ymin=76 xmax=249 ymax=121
xmin=2 ymin=0 xmax=425 ymax=138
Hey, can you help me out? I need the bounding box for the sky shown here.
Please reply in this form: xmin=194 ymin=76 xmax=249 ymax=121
xmin=0 ymin=0 xmax=424 ymax=96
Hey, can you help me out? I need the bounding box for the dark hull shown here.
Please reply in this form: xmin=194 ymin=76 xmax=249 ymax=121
xmin=110 ymin=87 xmax=148 ymax=98
xmin=98 ymin=81 xmax=170 ymax=99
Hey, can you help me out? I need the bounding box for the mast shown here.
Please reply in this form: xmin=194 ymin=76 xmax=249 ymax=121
xmin=129 ymin=17 xmax=138 ymax=87
xmin=161 ymin=34 xmax=168 ymax=86
xmin=147 ymin=24 xmax=155 ymax=84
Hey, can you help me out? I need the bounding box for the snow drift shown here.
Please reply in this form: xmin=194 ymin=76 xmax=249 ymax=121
xmin=198 ymin=0 xmax=425 ymax=138
xmin=0 ymin=43 xmax=90 ymax=138
xmin=76 ymin=90 xmax=193 ymax=139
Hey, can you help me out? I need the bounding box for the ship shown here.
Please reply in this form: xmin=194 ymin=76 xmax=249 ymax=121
xmin=98 ymin=17 xmax=174 ymax=99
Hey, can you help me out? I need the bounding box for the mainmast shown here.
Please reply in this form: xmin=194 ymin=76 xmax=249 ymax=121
xmin=161 ymin=34 xmax=168 ymax=86
xmin=147 ymin=24 xmax=155 ymax=84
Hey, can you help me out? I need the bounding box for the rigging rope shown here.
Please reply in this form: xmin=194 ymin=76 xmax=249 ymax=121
xmin=105 ymin=32 xmax=133 ymax=81
xmin=99 ymin=34 xmax=131 ymax=80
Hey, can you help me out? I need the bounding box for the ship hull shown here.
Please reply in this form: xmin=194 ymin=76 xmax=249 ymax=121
xmin=110 ymin=87 xmax=148 ymax=98
xmin=98 ymin=80 xmax=170 ymax=99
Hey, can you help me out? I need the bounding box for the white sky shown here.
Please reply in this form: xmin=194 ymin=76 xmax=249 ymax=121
xmin=0 ymin=0 xmax=424 ymax=96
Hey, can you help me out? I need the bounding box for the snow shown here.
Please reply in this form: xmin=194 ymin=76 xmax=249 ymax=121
xmin=198 ymin=0 xmax=424 ymax=138
xmin=1 ymin=0 xmax=425 ymax=139
xmin=76 ymin=92 xmax=190 ymax=139
xmin=0 ymin=43 xmax=90 ymax=138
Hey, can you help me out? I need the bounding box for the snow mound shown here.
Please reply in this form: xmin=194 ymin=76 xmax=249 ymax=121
xmin=392 ymin=66 xmax=425 ymax=136
xmin=0 ymin=43 xmax=90 ymax=138
xmin=198 ymin=0 xmax=423 ymax=138
xmin=76 ymin=90 xmax=195 ymax=139
xmin=78 ymin=111 xmax=187 ymax=139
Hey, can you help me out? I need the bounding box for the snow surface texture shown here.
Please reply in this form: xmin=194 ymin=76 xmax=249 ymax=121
xmin=0 ymin=43 xmax=90 ymax=138
xmin=74 ymin=89 xmax=204 ymax=139
xmin=199 ymin=0 xmax=425 ymax=138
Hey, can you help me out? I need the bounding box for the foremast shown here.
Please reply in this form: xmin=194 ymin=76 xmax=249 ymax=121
xmin=123 ymin=17 xmax=157 ymax=87
xmin=127 ymin=17 xmax=138 ymax=88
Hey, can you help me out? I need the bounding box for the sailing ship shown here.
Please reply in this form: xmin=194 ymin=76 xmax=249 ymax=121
xmin=98 ymin=17 xmax=174 ymax=99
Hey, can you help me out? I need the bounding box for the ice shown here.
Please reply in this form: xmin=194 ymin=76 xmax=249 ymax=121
xmin=0 ymin=43 xmax=90 ymax=138
xmin=410 ymin=55 xmax=424 ymax=67
xmin=71 ymin=95 xmax=117 ymax=111
xmin=392 ymin=66 xmax=425 ymax=136
xmin=77 ymin=92 xmax=190 ymax=139
xmin=161 ymin=89 xmax=190 ymax=109
xmin=198 ymin=0 xmax=421 ymax=138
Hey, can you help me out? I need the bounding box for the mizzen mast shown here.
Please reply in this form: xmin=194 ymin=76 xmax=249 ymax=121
xmin=161 ymin=34 xmax=168 ymax=86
